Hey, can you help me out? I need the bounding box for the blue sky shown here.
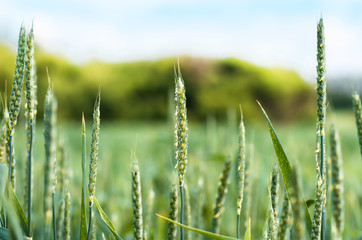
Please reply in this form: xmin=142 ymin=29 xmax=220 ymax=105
xmin=1 ymin=0 xmax=362 ymax=81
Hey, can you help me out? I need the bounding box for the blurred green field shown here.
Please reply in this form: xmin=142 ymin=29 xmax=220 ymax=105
xmin=11 ymin=109 xmax=362 ymax=239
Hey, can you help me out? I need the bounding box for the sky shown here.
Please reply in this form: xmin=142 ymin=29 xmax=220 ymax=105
xmin=1 ymin=0 xmax=362 ymax=81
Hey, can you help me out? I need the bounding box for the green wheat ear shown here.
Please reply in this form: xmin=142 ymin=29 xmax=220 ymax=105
xmin=43 ymin=84 xmax=58 ymax=239
xmin=87 ymin=91 xmax=101 ymax=240
xmin=24 ymin=24 xmax=36 ymax=232
xmin=174 ymin=61 xmax=188 ymax=240
xmin=330 ymin=125 xmax=344 ymax=239
xmin=0 ymin=107 xmax=9 ymax=162
xmin=8 ymin=25 xmax=27 ymax=189
xmin=236 ymin=106 xmax=245 ymax=239
xmin=211 ymin=156 xmax=232 ymax=234
xmin=174 ymin=62 xmax=188 ymax=186
xmin=132 ymin=156 xmax=143 ymax=240
xmin=88 ymin=92 xmax=101 ymax=206
xmin=352 ymin=92 xmax=362 ymax=157
xmin=168 ymin=184 xmax=178 ymax=240
xmin=290 ymin=167 xmax=304 ymax=240
xmin=312 ymin=16 xmax=327 ymax=240
xmin=278 ymin=191 xmax=290 ymax=240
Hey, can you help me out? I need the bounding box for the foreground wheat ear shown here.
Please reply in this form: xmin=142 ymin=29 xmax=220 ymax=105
xmin=23 ymin=24 xmax=36 ymax=233
xmin=312 ymin=16 xmax=327 ymax=240
xmin=87 ymin=92 xmax=101 ymax=240
xmin=7 ymin=25 xmax=27 ymax=189
xmin=174 ymin=61 xmax=188 ymax=240
xmin=43 ymin=84 xmax=58 ymax=240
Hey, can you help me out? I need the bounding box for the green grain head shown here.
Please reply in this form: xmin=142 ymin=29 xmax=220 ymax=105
xmin=316 ymin=17 xmax=326 ymax=130
xmin=236 ymin=107 xmax=246 ymax=216
xmin=290 ymin=167 xmax=303 ymax=240
xmin=330 ymin=125 xmax=344 ymax=238
xmin=168 ymin=184 xmax=178 ymax=240
xmin=132 ymin=158 xmax=143 ymax=240
xmin=43 ymin=86 xmax=57 ymax=225
xmin=64 ymin=192 xmax=71 ymax=240
xmin=0 ymin=108 xmax=9 ymax=162
xmin=352 ymin=92 xmax=362 ymax=157
xmin=174 ymin=64 xmax=188 ymax=187
xmin=277 ymin=191 xmax=290 ymax=240
xmin=88 ymin=93 xmax=101 ymax=206
xmin=24 ymin=25 xmax=35 ymax=129
xmin=211 ymin=156 xmax=232 ymax=234
xmin=9 ymin=25 xmax=27 ymax=129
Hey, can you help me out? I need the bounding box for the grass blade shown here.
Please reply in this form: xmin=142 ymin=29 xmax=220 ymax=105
xmin=0 ymin=164 xmax=8 ymax=209
xmin=80 ymin=114 xmax=87 ymax=240
xmin=243 ymin=219 xmax=251 ymax=240
xmin=157 ymin=213 xmax=238 ymax=240
xmin=0 ymin=195 xmax=23 ymax=239
xmin=257 ymin=101 xmax=312 ymax=236
xmin=94 ymin=197 xmax=122 ymax=240
xmin=0 ymin=226 xmax=31 ymax=240
xmin=6 ymin=182 xmax=29 ymax=236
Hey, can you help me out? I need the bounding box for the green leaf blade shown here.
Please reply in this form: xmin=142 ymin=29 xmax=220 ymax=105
xmin=243 ymin=219 xmax=251 ymax=240
xmin=94 ymin=197 xmax=122 ymax=240
xmin=79 ymin=114 xmax=87 ymax=240
xmin=7 ymin=184 xmax=29 ymax=237
xmin=257 ymin=101 xmax=312 ymax=236
xmin=157 ymin=213 xmax=238 ymax=240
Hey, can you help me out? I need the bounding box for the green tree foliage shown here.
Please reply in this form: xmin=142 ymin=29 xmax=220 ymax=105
xmin=0 ymin=44 xmax=314 ymax=121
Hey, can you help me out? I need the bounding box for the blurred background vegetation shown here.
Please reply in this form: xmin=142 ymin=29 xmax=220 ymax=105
xmin=0 ymin=43 xmax=319 ymax=122
xmin=1 ymin=41 xmax=362 ymax=238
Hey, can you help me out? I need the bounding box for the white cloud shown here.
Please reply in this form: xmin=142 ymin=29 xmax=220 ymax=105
xmin=1 ymin=0 xmax=362 ymax=80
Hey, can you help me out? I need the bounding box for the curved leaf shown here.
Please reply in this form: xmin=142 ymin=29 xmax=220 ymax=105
xmin=257 ymin=101 xmax=312 ymax=236
xmin=79 ymin=114 xmax=87 ymax=240
xmin=156 ymin=213 xmax=238 ymax=240
xmin=0 ymin=226 xmax=31 ymax=240
xmin=94 ymin=197 xmax=122 ymax=240
xmin=0 ymin=196 xmax=24 ymax=239
xmin=244 ymin=218 xmax=251 ymax=240
xmin=7 ymin=183 xmax=29 ymax=236
xmin=0 ymin=164 xmax=8 ymax=211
